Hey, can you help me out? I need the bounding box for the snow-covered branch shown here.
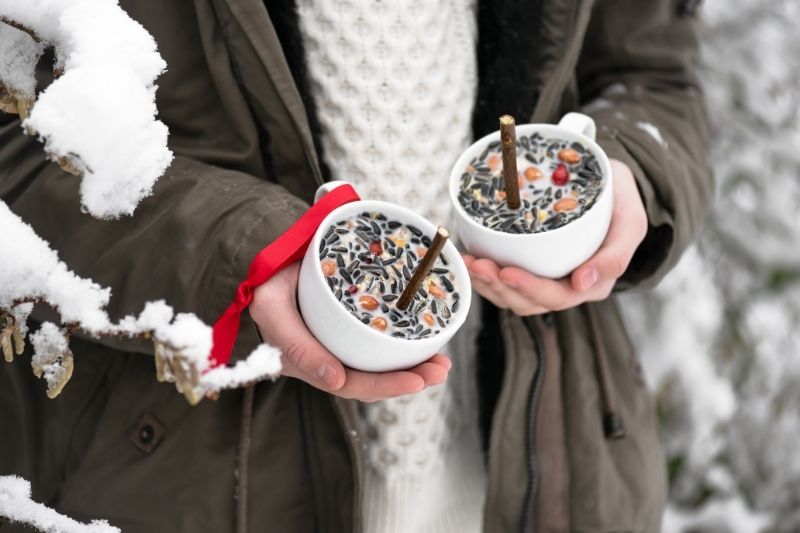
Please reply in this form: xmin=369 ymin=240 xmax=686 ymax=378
xmin=0 ymin=475 xmax=119 ymax=533
xmin=0 ymin=202 xmax=282 ymax=403
xmin=0 ymin=2 xmax=283 ymax=404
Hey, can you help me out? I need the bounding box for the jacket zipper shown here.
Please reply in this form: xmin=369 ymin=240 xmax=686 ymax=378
xmin=519 ymin=317 xmax=546 ymax=533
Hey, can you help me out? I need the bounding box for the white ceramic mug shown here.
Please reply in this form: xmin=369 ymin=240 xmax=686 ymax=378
xmin=448 ymin=113 xmax=613 ymax=279
xmin=297 ymin=181 xmax=472 ymax=372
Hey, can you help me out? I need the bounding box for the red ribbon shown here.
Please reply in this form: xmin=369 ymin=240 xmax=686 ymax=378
xmin=209 ymin=184 xmax=361 ymax=368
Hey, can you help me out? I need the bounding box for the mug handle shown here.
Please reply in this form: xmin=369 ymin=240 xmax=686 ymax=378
xmin=557 ymin=112 xmax=596 ymax=141
xmin=314 ymin=180 xmax=355 ymax=203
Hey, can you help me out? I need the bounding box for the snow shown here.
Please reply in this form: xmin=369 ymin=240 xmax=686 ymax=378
xmin=30 ymin=321 xmax=73 ymax=398
xmin=201 ymin=344 xmax=282 ymax=390
xmin=601 ymin=82 xmax=627 ymax=96
xmin=620 ymin=0 xmax=800 ymax=529
xmin=664 ymin=498 xmax=770 ymax=533
xmin=0 ymin=202 xmax=281 ymax=398
xmin=0 ymin=0 xmax=173 ymax=218
xmin=0 ymin=201 xmax=111 ymax=332
xmin=620 ymin=248 xmax=735 ymax=468
xmin=0 ymin=475 xmax=119 ymax=533
xmin=0 ymin=2 xmax=283 ymax=404
xmin=10 ymin=301 xmax=33 ymax=337
xmin=582 ymin=97 xmax=612 ymax=113
xmin=117 ymin=301 xmax=212 ymax=368
xmin=0 ymin=23 xmax=43 ymax=99
xmin=636 ymin=121 xmax=667 ymax=148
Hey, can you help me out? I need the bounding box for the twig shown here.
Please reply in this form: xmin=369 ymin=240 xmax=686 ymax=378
xmin=396 ymin=227 xmax=449 ymax=311
xmin=499 ymin=115 xmax=521 ymax=209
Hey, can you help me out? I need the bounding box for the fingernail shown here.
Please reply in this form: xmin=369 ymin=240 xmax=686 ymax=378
xmin=582 ymin=268 xmax=599 ymax=290
xmin=316 ymin=364 xmax=338 ymax=389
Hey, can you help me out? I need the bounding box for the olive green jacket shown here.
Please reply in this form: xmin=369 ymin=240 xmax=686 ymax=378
xmin=0 ymin=0 xmax=711 ymax=532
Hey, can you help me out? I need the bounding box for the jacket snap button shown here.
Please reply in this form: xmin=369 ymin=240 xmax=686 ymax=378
xmin=139 ymin=424 xmax=155 ymax=444
xmin=129 ymin=412 xmax=165 ymax=454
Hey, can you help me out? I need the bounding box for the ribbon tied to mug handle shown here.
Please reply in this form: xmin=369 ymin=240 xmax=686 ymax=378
xmin=209 ymin=183 xmax=361 ymax=368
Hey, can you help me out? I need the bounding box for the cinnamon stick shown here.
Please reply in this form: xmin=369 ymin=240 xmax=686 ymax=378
xmin=396 ymin=227 xmax=449 ymax=311
xmin=499 ymin=115 xmax=521 ymax=209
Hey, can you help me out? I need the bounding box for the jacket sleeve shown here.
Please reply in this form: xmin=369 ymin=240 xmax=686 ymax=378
xmin=576 ymin=0 xmax=713 ymax=290
xmin=0 ymin=112 xmax=308 ymax=356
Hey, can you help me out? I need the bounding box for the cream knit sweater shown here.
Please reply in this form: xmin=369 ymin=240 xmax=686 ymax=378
xmin=296 ymin=1 xmax=486 ymax=531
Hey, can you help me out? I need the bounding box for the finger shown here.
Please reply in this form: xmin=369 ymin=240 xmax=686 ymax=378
xmin=497 ymin=267 xmax=583 ymax=311
xmin=582 ymin=280 xmax=616 ymax=302
xmin=462 ymin=254 xmax=477 ymax=270
xmin=467 ymin=259 xmax=513 ymax=308
xmin=570 ymin=215 xmax=643 ymax=291
xmin=467 ymin=257 xmax=500 ymax=284
xmin=337 ymin=369 xmax=425 ymax=402
xmin=406 ymin=354 xmax=452 ymax=386
xmin=471 ymin=259 xmax=552 ymax=315
xmin=252 ymin=289 xmax=346 ymax=392
xmin=468 ymin=274 xmax=508 ymax=308
xmin=571 ymin=166 xmax=648 ymax=291
xmin=466 ymin=258 xmax=506 ymax=305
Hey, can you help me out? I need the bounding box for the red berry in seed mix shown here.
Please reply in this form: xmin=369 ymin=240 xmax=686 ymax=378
xmin=552 ymin=164 xmax=569 ymax=186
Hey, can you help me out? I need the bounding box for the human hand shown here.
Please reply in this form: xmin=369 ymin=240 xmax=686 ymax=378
xmin=249 ymin=263 xmax=451 ymax=402
xmin=463 ymin=159 xmax=647 ymax=315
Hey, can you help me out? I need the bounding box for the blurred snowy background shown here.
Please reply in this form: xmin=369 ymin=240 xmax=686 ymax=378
xmin=619 ymin=0 xmax=800 ymax=531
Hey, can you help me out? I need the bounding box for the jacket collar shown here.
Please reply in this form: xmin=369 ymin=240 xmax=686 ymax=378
xmin=208 ymin=0 xmax=324 ymax=202
xmin=533 ymin=0 xmax=595 ymax=122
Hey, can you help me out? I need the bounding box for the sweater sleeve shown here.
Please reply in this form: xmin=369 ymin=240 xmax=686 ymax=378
xmin=0 ymin=113 xmax=308 ymax=357
xmin=576 ymin=0 xmax=714 ymax=290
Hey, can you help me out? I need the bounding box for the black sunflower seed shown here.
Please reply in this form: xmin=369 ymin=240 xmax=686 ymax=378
xmin=407 ymin=225 xmax=423 ymax=237
xmin=339 ymin=268 xmax=353 ymax=284
xmin=440 ymin=276 xmax=454 ymax=292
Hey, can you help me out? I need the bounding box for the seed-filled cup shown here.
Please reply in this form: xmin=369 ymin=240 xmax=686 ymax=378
xmin=449 ymin=113 xmax=613 ymax=279
xmin=298 ymin=182 xmax=472 ymax=373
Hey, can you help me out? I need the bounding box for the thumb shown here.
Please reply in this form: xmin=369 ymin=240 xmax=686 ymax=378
xmin=279 ymin=329 xmax=347 ymax=391
xmin=250 ymin=273 xmax=346 ymax=392
xmin=572 ymin=162 xmax=647 ymax=292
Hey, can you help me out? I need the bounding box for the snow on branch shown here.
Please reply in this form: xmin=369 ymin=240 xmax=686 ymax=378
xmin=0 ymin=475 xmax=119 ymax=533
xmin=0 ymin=2 xmax=282 ymax=404
xmin=0 ymin=0 xmax=173 ymax=218
xmin=0 ymin=203 xmax=282 ymax=403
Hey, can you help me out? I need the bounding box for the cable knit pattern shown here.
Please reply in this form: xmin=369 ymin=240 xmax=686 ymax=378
xmin=296 ymin=0 xmax=477 ymax=227
xmin=296 ymin=1 xmax=485 ymax=531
